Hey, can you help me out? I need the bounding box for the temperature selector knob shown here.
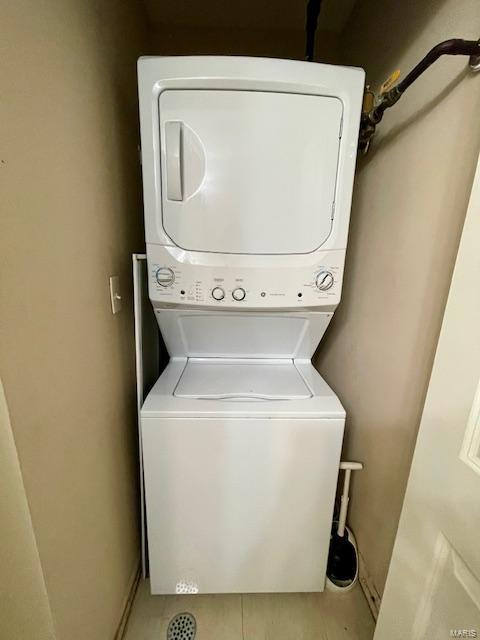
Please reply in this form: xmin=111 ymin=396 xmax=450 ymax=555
xmin=315 ymin=271 xmax=334 ymax=291
xmin=232 ymin=287 xmax=246 ymax=301
xmin=156 ymin=267 xmax=175 ymax=287
xmin=211 ymin=287 xmax=225 ymax=301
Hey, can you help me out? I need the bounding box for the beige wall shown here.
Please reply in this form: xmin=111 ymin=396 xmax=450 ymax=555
xmin=0 ymin=1 xmax=148 ymax=638
xmin=315 ymin=0 xmax=480 ymax=597
xmin=148 ymin=24 xmax=340 ymax=63
xmin=0 ymin=379 xmax=56 ymax=640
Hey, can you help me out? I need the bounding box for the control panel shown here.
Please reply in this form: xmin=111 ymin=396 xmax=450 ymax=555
xmin=147 ymin=246 xmax=344 ymax=310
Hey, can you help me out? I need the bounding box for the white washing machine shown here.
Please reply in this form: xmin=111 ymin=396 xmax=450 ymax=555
xmin=137 ymin=56 xmax=364 ymax=594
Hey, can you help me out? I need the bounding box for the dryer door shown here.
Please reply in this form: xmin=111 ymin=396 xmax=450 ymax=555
xmin=159 ymin=89 xmax=342 ymax=255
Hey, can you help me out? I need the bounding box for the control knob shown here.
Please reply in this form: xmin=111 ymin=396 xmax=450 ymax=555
xmin=156 ymin=267 xmax=175 ymax=287
xmin=232 ymin=287 xmax=246 ymax=301
xmin=211 ymin=287 xmax=225 ymax=301
xmin=315 ymin=271 xmax=334 ymax=291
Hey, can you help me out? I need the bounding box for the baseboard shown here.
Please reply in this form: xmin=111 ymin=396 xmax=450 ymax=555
xmin=114 ymin=558 xmax=141 ymax=640
xmin=358 ymin=550 xmax=381 ymax=621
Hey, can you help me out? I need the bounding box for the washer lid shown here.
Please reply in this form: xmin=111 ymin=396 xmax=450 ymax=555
xmin=174 ymin=360 xmax=312 ymax=400
xmin=159 ymin=89 xmax=342 ymax=255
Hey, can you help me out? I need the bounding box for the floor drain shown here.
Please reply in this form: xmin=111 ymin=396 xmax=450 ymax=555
xmin=167 ymin=612 xmax=197 ymax=640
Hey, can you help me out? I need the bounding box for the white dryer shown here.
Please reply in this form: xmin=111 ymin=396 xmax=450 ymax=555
xmin=137 ymin=56 xmax=364 ymax=594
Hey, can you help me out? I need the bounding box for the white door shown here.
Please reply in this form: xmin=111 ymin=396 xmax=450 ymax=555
xmin=159 ymin=90 xmax=342 ymax=254
xmin=375 ymin=156 xmax=480 ymax=639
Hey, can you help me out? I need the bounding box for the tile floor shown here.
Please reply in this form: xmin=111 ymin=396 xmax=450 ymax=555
xmin=123 ymin=580 xmax=375 ymax=640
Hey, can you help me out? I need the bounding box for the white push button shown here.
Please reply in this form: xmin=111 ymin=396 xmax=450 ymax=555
xmin=211 ymin=287 xmax=225 ymax=301
xmin=232 ymin=287 xmax=246 ymax=301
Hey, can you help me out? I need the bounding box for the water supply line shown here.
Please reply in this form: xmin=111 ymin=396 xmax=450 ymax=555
xmin=305 ymin=0 xmax=323 ymax=62
xmin=359 ymin=38 xmax=480 ymax=153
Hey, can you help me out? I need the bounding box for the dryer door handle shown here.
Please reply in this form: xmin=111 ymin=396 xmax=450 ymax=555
xmin=165 ymin=121 xmax=183 ymax=201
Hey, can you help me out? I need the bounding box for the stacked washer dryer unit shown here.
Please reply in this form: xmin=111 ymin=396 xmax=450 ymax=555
xmin=138 ymin=57 xmax=364 ymax=595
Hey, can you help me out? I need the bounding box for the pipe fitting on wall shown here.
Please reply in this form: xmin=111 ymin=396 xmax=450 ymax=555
xmin=359 ymin=38 xmax=480 ymax=154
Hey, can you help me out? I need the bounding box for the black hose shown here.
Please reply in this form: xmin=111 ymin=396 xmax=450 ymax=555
xmin=372 ymin=38 xmax=480 ymax=123
xmin=359 ymin=37 xmax=480 ymax=152
xmin=397 ymin=38 xmax=480 ymax=92
xmin=305 ymin=0 xmax=322 ymax=62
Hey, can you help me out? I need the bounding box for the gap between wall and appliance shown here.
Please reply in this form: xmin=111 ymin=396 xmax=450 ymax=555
xmin=115 ymin=559 xmax=142 ymax=640
xmin=358 ymin=550 xmax=381 ymax=620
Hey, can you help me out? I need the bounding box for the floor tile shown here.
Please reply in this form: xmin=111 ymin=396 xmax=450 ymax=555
xmin=242 ymin=592 xmax=329 ymax=640
xmin=123 ymin=580 xmax=243 ymax=640
xmin=123 ymin=580 xmax=375 ymax=640
xmin=241 ymin=586 xmax=374 ymax=640
xmin=318 ymin=586 xmax=376 ymax=640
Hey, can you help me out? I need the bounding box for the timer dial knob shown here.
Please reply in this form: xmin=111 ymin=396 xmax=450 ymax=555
xmin=315 ymin=271 xmax=334 ymax=291
xmin=156 ymin=267 xmax=175 ymax=287
xmin=211 ymin=286 xmax=225 ymax=301
xmin=232 ymin=287 xmax=246 ymax=301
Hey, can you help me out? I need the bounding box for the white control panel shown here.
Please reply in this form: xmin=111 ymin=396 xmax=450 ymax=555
xmin=147 ymin=245 xmax=344 ymax=310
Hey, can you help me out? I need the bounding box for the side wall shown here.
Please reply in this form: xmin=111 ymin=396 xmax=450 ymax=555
xmin=0 ymin=379 xmax=56 ymax=640
xmin=0 ymin=2 xmax=148 ymax=638
xmin=148 ymin=24 xmax=340 ymax=63
xmin=315 ymin=0 xmax=480 ymax=596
